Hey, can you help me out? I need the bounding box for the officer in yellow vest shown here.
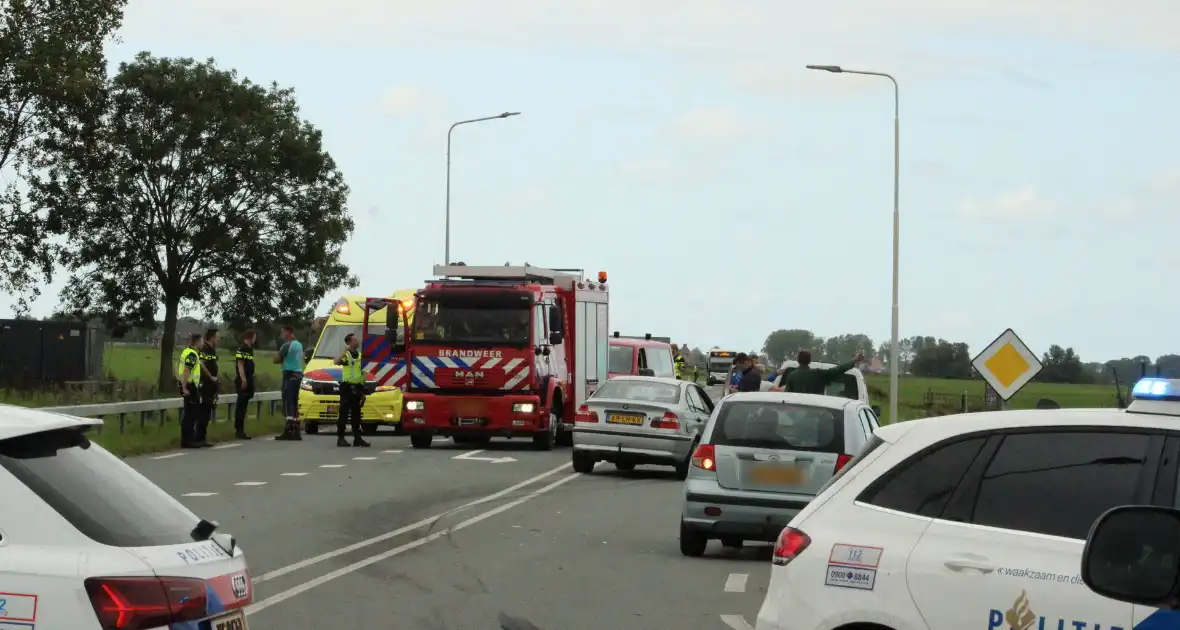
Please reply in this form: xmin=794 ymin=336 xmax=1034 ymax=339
xmin=176 ymin=332 xmax=204 ymax=448
xmin=672 ymin=344 xmax=687 ymax=380
xmin=333 ymin=333 xmax=371 ymax=448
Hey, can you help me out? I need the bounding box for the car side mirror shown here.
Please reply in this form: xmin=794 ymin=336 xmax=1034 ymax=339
xmin=548 ymin=331 xmax=562 ymax=345
xmin=548 ymin=305 xmax=563 ymax=333
xmin=303 ymin=348 xmax=314 ymax=361
xmin=638 ymin=368 xmax=655 ymax=377
xmin=871 ymin=405 xmax=881 ymax=416
xmin=1081 ymin=505 xmax=1180 ymax=609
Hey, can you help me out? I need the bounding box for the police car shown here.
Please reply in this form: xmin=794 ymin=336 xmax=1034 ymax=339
xmin=0 ymin=404 xmax=253 ymax=629
xmin=754 ymin=378 xmax=1180 ymax=630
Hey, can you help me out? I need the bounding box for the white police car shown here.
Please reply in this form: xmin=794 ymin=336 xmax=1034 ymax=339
xmin=754 ymin=378 xmax=1180 ymax=630
xmin=0 ymin=404 xmax=253 ymax=629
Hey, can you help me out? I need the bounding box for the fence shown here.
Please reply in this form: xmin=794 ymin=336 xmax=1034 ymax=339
xmin=42 ymin=391 xmax=282 ymax=435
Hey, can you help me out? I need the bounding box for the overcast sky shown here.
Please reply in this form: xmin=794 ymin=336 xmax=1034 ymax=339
xmin=4 ymin=0 xmax=1180 ymax=362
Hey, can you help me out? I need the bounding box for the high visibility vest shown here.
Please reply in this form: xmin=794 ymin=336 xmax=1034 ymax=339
xmin=340 ymin=350 xmax=365 ymax=384
xmin=673 ymin=354 xmax=686 ymax=378
xmin=177 ymin=347 xmax=201 ymax=385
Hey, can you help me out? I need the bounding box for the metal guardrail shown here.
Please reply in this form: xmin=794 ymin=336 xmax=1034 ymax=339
xmin=42 ymin=391 xmax=282 ymax=434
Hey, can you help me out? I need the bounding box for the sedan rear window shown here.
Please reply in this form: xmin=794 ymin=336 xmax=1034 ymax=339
xmin=592 ymin=380 xmax=681 ymax=404
xmin=0 ymin=427 xmax=200 ymax=547
xmin=711 ymin=401 xmax=844 ymax=453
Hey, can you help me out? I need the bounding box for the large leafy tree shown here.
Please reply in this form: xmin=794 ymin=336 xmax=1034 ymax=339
xmin=0 ymin=0 xmax=126 ymax=307
xmin=30 ymin=52 xmax=356 ymax=388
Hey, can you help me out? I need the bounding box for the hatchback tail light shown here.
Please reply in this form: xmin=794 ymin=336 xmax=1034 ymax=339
xmin=772 ymin=527 xmax=811 ymax=566
xmin=651 ymin=411 xmax=680 ymax=430
xmin=575 ymin=404 xmax=599 ymax=423
xmin=85 ymin=576 xmax=208 ymax=629
xmin=833 ymin=453 xmax=854 ymax=474
xmin=691 ymin=444 xmax=716 ymax=471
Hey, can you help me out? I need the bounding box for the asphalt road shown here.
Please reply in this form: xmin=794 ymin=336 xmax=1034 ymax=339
xmin=127 ymin=383 xmax=771 ymax=629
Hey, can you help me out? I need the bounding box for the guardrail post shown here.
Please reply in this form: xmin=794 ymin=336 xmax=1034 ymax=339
xmin=118 ymin=412 xmax=126 ymax=434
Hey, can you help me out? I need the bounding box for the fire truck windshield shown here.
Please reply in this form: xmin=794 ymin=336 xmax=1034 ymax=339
xmin=414 ymin=299 xmax=531 ymax=348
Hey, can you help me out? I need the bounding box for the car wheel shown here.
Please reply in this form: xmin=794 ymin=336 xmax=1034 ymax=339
xmin=679 ymin=521 xmax=707 ymax=557
xmin=572 ymin=450 xmax=595 ymax=474
xmin=721 ymin=537 xmax=743 ymax=549
xmin=615 ymin=461 xmax=635 ymax=471
xmin=305 ymin=422 xmax=319 ymax=435
xmin=533 ymin=414 xmax=557 ymax=450
xmin=409 ymin=434 xmax=432 ymax=449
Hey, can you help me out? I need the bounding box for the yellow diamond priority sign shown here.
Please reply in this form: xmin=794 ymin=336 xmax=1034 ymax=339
xmin=971 ymin=328 xmax=1042 ymax=401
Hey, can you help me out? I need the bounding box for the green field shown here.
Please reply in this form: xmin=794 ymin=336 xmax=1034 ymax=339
xmin=865 ymin=374 xmax=1121 ymax=422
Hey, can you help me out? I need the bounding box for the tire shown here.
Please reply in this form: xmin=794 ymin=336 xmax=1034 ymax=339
xmin=362 ymin=422 xmax=378 ymax=435
xmin=721 ymin=537 xmax=743 ymax=549
xmin=572 ymin=450 xmax=595 ymax=474
xmin=533 ymin=413 xmax=557 ymax=451
xmin=556 ymin=420 xmax=573 ymax=447
xmin=409 ymin=434 xmax=432 ymax=449
xmin=615 ymin=461 xmax=636 ymax=471
xmin=679 ymin=521 xmax=707 ymax=557
xmin=305 ymin=422 xmax=319 ymax=435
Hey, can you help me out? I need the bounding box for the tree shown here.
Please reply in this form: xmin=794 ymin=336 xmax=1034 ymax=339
xmin=1036 ymin=345 xmax=1092 ymax=384
xmin=762 ymin=329 xmax=818 ymax=364
xmin=0 ymin=0 xmax=126 ymax=308
xmin=31 ymin=53 xmax=356 ymax=389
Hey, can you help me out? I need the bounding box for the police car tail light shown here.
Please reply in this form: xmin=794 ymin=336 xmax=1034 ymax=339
xmin=575 ymin=404 xmax=599 ymax=423
xmin=85 ymin=576 xmax=208 ymax=629
xmin=652 ymin=411 xmax=680 ymax=429
xmin=691 ymin=444 xmax=716 ymax=471
xmin=833 ymin=453 xmax=854 ymax=474
xmin=772 ymin=527 xmax=811 ymax=567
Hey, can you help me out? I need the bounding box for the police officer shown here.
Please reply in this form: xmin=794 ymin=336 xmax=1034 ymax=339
xmin=672 ymin=344 xmax=687 ymax=380
xmin=693 ymin=365 xmax=700 ymax=383
xmin=334 ymin=333 xmax=371 ymax=448
xmin=177 ymin=332 xmax=203 ymax=448
xmin=233 ymin=329 xmax=257 ymax=440
xmin=193 ymin=329 xmax=219 ymax=447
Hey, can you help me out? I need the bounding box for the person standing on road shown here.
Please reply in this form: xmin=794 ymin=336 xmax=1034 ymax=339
xmin=728 ymin=353 xmax=763 ymax=394
xmin=177 ymin=333 xmax=203 ymax=448
xmin=233 ymin=329 xmax=257 ymax=440
xmin=274 ymin=325 xmax=304 ymax=441
xmin=693 ymin=365 xmax=699 ymax=383
xmin=772 ymin=348 xmax=865 ymax=394
xmin=194 ymin=328 xmax=220 ymax=448
xmin=672 ymin=344 xmax=686 ymax=380
xmin=334 ymin=333 xmax=371 ymax=448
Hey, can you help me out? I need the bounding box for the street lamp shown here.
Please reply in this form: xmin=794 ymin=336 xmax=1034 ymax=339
xmin=806 ymin=64 xmax=901 ymax=425
xmin=445 ymin=111 xmax=521 ymax=266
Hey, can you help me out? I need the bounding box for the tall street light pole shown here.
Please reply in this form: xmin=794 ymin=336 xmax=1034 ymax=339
xmin=806 ymin=64 xmax=900 ymax=424
xmin=445 ymin=111 xmax=521 ymax=265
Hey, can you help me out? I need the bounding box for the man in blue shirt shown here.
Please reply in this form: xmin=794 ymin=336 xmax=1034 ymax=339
xmin=274 ymin=325 xmax=305 ymax=441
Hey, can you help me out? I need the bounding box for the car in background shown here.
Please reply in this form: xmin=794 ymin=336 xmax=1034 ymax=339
xmin=607 ymin=334 xmax=676 ymax=380
xmin=571 ymin=376 xmax=715 ymax=477
xmin=0 ymin=404 xmax=253 ymax=629
xmin=680 ymin=392 xmax=878 ymax=557
xmin=752 ymin=400 xmax=1180 ymax=630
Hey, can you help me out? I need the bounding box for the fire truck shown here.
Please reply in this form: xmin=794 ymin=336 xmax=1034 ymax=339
xmin=367 ymin=264 xmax=610 ymax=450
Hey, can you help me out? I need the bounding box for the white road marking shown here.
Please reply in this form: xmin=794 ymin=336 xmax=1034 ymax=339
xmin=182 ymin=492 xmax=218 ymax=497
xmin=252 ymin=461 xmax=573 ymax=585
xmin=721 ymin=615 xmax=754 ymax=630
xmin=151 ymin=453 xmax=185 ymax=460
xmin=353 ymin=456 xmax=377 ymax=461
xmin=382 ymin=449 xmax=403 ymax=454
xmin=319 ymin=464 xmax=345 ymax=468
xmin=212 ymin=443 xmax=242 ymax=450
xmin=246 ymin=470 xmax=580 ymax=615
xmin=281 ymin=472 xmax=310 ymax=477
xmin=452 ymin=449 xmax=517 ymax=463
xmin=235 ymin=481 xmax=267 ymax=486
xmin=724 ymin=573 xmax=748 ymax=593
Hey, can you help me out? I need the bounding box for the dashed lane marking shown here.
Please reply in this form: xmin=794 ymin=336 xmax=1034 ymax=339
xmin=281 ymin=472 xmax=310 ymax=476
xmin=151 ymin=453 xmax=186 ymax=460
xmin=382 ymin=449 xmax=403 ymax=454
xmin=319 ymin=464 xmax=346 ymax=468
xmin=235 ymin=481 xmax=268 ymax=486
xmin=183 ymin=492 xmax=218 ymax=497
xmin=353 ymin=456 xmax=377 ymax=461
xmin=212 ymin=443 xmax=243 ymax=449
xmin=720 ymin=615 xmax=753 ymax=630
xmin=724 ymin=573 xmax=748 ymax=593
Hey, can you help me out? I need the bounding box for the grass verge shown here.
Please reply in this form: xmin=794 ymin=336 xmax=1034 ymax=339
xmin=88 ymin=399 xmax=288 ymax=457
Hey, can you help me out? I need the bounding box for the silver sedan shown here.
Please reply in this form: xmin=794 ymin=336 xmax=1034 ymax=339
xmin=570 ymin=376 xmax=717 ymax=478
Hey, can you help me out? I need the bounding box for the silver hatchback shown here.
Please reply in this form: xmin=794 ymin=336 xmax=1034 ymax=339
xmin=571 ymin=376 xmax=716 ymax=478
xmin=679 ymin=391 xmax=880 ymax=556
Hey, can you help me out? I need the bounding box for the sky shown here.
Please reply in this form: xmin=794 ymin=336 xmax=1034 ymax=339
xmin=4 ymin=0 xmax=1180 ymax=363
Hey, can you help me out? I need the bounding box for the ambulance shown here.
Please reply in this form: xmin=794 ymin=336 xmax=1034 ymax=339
xmin=298 ymin=290 xmax=415 ymax=435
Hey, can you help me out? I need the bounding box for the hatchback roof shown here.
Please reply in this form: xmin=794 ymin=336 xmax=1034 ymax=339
xmin=721 ymin=391 xmax=856 ymax=410
xmin=0 ymin=404 xmax=102 ymax=441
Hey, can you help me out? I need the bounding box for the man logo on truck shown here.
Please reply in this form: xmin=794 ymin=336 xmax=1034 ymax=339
xmin=456 ymin=371 xmax=485 ymax=379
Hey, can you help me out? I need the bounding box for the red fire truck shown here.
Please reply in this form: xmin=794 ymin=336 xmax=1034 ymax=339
xmin=372 ymin=264 xmax=610 ymax=450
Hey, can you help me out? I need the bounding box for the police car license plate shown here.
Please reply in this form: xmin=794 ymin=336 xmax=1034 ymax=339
xmin=749 ymin=464 xmax=804 ymax=484
xmin=212 ymin=610 xmax=248 ymax=630
xmin=607 ymin=413 xmax=645 ymax=426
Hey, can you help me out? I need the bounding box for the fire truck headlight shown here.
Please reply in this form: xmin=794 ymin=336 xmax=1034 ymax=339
xmin=513 ymin=403 xmax=536 ymax=413
xmin=405 ymin=400 xmax=425 ymax=411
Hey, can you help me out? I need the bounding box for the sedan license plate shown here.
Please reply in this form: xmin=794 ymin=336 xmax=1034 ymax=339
xmin=212 ymin=610 xmax=249 ymax=630
xmin=749 ymin=465 xmax=804 ymax=484
xmin=607 ymin=413 xmax=645 ymax=426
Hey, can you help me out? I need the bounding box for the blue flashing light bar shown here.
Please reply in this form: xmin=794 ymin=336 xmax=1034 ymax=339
xmin=1132 ymin=378 xmax=1180 ymax=399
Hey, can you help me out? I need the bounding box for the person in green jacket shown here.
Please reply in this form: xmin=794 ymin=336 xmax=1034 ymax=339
xmin=773 ymin=348 xmax=865 ymax=394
